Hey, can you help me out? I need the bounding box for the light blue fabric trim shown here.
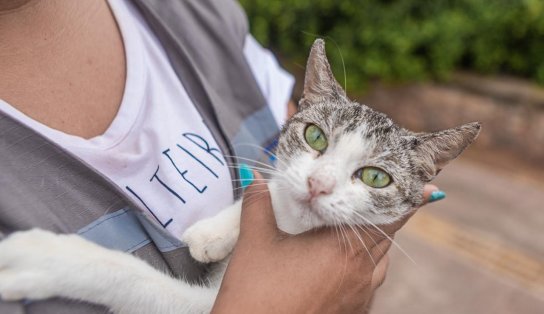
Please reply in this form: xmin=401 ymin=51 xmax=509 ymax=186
xmin=77 ymin=208 xmax=184 ymax=253
xmin=232 ymin=106 xmax=279 ymax=163
xmin=135 ymin=211 xmax=185 ymax=252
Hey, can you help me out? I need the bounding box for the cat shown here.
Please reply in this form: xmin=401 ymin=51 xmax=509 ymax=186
xmin=0 ymin=39 xmax=480 ymax=313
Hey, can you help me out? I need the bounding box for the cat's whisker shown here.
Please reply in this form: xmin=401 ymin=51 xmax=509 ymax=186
xmin=329 ymin=214 xmax=345 ymax=251
xmin=230 ymin=178 xmax=271 ymax=183
xmin=224 ymin=165 xmax=278 ymax=176
xmin=239 ymin=187 xmax=274 ymax=197
xmin=338 ymin=210 xmax=382 ymax=249
xmin=277 ymin=168 xmax=301 ymax=184
xmin=334 ymin=220 xmax=354 ymax=293
xmin=223 ymin=155 xmax=276 ymax=171
xmin=238 ymin=189 xmax=283 ymax=200
xmin=229 ymin=177 xmax=271 ymax=186
xmin=299 ymin=32 xmax=348 ymax=93
xmin=224 ymin=156 xmax=276 ymax=171
xmin=333 ymin=222 xmax=341 ymax=252
xmin=226 ymin=164 xmax=277 ymax=172
xmin=239 ymin=186 xmax=289 ymax=204
xmin=360 ymin=226 xmax=385 ymax=237
xmin=327 ymin=36 xmax=347 ymax=92
xmin=225 ymin=166 xmax=279 ymax=177
xmin=353 ymin=223 xmax=384 ymax=257
xmin=225 ymin=166 xmax=278 ymax=177
xmin=349 ymin=210 xmax=416 ymax=265
xmin=241 ymin=195 xmax=268 ymax=208
xmin=335 ymin=221 xmax=347 ymax=252
xmin=241 ymin=190 xmax=285 ymax=208
xmin=243 ymin=189 xmax=287 ymax=199
xmin=346 ymin=223 xmax=376 ymax=266
xmin=232 ymin=183 xmax=272 ymax=192
xmin=330 ymin=217 xmax=350 ymax=295
xmin=238 ymin=184 xmax=290 ymax=193
xmin=231 ymin=184 xmax=270 ymax=192
xmin=228 ymin=170 xmax=279 ymax=181
xmin=231 ymin=143 xmax=289 ymax=169
xmin=339 ymin=223 xmax=355 ymax=255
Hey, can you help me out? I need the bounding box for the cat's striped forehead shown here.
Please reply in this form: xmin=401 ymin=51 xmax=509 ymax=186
xmin=277 ymin=101 xmax=405 ymax=159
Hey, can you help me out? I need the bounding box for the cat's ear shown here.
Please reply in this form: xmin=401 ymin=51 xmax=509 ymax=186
xmin=300 ymin=39 xmax=347 ymax=108
xmin=413 ymin=122 xmax=481 ymax=181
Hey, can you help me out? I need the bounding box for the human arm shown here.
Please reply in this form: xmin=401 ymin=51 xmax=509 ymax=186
xmin=212 ymin=171 xmax=437 ymax=313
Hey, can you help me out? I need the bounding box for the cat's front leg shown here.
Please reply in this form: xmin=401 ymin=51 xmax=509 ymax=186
xmin=0 ymin=229 xmax=217 ymax=314
xmin=0 ymin=229 xmax=101 ymax=302
xmin=0 ymin=229 xmax=159 ymax=306
xmin=182 ymin=200 xmax=242 ymax=263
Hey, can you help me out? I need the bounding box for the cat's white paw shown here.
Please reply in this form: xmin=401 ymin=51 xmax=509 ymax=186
xmin=0 ymin=229 xmax=102 ymax=302
xmin=0 ymin=271 xmax=54 ymax=301
xmin=0 ymin=230 xmax=60 ymax=301
xmin=182 ymin=219 xmax=238 ymax=263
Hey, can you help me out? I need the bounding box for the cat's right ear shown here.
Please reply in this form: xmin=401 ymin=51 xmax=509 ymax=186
xmin=412 ymin=122 xmax=481 ymax=181
xmin=300 ymin=39 xmax=347 ymax=109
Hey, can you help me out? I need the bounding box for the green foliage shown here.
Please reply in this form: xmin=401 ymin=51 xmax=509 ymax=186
xmin=239 ymin=0 xmax=544 ymax=89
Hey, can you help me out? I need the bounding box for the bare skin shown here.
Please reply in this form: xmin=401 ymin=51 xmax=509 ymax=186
xmin=213 ymin=172 xmax=436 ymax=313
xmin=0 ymin=0 xmax=438 ymax=312
xmin=0 ymin=0 xmax=125 ymax=138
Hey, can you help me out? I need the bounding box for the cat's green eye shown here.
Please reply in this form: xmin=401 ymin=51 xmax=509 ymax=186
xmin=304 ymin=124 xmax=328 ymax=152
xmin=359 ymin=167 xmax=391 ymax=188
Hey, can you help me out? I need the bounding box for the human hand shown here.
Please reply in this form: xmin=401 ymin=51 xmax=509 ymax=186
xmin=212 ymin=171 xmax=438 ymax=313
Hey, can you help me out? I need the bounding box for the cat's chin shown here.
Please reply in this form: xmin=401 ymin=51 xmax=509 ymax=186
xmin=268 ymin=182 xmax=325 ymax=234
xmin=275 ymin=203 xmax=324 ymax=235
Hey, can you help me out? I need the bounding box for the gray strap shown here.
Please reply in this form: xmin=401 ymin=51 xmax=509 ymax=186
xmin=133 ymin=0 xmax=278 ymax=198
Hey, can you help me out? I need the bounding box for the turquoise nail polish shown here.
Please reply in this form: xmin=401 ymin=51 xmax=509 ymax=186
xmin=239 ymin=163 xmax=254 ymax=189
xmin=429 ymin=190 xmax=446 ymax=202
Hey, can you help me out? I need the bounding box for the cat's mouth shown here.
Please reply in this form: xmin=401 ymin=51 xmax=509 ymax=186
xmin=298 ymin=196 xmax=328 ymax=223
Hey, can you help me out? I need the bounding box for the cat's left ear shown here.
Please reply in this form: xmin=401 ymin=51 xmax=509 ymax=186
xmin=413 ymin=122 xmax=481 ymax=181
xmin=300 ymin=39 xmax=347 ymax=108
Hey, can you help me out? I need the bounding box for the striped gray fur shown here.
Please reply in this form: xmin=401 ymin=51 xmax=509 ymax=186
xmin=274 ymin=39 xmax=480 ymax=227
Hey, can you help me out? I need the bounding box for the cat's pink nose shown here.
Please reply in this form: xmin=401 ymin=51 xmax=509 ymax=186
xmin=308 ymin=176 xmax=336 ymax=198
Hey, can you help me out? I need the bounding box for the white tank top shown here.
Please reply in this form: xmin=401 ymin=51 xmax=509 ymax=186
xmin=0 ymin=0 xmax=294 ymax=238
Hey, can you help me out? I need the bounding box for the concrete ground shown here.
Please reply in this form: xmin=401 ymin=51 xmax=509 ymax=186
xmin=372 ymin=155 xmax=544 ymax=314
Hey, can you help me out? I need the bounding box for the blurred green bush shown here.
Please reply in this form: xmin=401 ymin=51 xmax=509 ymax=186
xmin=240 ymin=0 xmax=544 ymax=89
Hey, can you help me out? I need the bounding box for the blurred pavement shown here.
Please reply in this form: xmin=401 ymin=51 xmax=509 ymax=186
xmin=372 ymin=156 xmax=544 ymax=314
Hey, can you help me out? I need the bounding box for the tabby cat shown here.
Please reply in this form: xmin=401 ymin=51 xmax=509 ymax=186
xmin=0 ymin=39 xmax=480 ymax=313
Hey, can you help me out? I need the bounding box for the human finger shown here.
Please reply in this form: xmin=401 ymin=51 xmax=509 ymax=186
xmin=420 ymin=184 xmax=442 ymax=206
xmin=371 ymin=254 xmax=390 ymax=290
xmin=379 ymin=184 xmax=442 ymax=235
xmin=239 ymin=171 xmax=279 ymax=241
xmin=370 ymin=238 xmax=392 ymax=261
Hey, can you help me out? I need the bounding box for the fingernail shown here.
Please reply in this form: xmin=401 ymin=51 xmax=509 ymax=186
xmin=429 ymin=190 xmax=446 ymax=203
xmin=239 ymin=163 xmax=254 ymax=190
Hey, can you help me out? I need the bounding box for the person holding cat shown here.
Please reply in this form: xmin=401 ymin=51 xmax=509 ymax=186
xmin=0 ymin=0 xmax=449 ymax=313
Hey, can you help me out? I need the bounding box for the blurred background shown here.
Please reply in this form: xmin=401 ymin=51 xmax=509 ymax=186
xmin=239 ymin=0 xmax=544 ymax=313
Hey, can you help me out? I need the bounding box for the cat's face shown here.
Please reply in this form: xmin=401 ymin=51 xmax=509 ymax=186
xmin=269 ymin=39 xmax=480 ymax=234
